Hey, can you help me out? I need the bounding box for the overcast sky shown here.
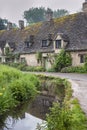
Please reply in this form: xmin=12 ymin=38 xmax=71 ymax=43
xmin=0 ymin=0 xmax=84 ymax=25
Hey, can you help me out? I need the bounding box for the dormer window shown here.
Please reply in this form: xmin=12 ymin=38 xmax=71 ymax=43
xmin=25 ymin=41 xmax=32 ymax=48
xmin=55 ymin=40 xmax=61 ymax=49
xmin=42 ymin=40 xmax=48 ymax=47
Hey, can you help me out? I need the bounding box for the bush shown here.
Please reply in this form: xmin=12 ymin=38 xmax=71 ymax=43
xmin=42 ymin=79 xmax=87 ymax=130
xmin=9 ymin=77 xmax=37 ymax=102
xmin=45 ymin=101 xmax=87 ymax=130
xmin=47 ymin=67 xmax=56 ymax=72
xmin=54 ymin=49 xmax=72 ymax=72
xmin=25 ymin=66 xmax=45 ymax=72
xmin=61 ymin=66 xmax=86 ymax=73
xmin=84 ymin=55 xmax=87 ymax=71
xmin=4 ymin=62 xmax=45 ymax=72
xmin=0 ymin=65 xmax=40 ymax=115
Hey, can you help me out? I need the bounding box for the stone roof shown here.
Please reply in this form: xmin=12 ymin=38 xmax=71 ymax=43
xmin=0 ymin=12 xmax=87 ymax=54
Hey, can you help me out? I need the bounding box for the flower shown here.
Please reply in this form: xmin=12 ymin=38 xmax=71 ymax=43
xmin=3 ymin=88 xmax=5 ymax=91
xmin=0 ymin=93 xmax=3 ymax=96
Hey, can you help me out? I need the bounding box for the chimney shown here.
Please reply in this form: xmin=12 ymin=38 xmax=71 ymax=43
xmin=83 ymin=0 xmax=87 ymax=12
xmin=48 ymin=34 xmax=52 ymax=40
xmin=46 ymin=8 xmax=53 ymax=21
xmin=30 ymin=35 xmax=34 ymax=43
xmin=19 ymin=20 xmax=24 ymax=30
xmin=7 ymin=22 xmax=12 ymax=30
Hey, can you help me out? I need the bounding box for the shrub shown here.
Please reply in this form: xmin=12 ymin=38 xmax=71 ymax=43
xmin=61 ymin=66 xmax=86 ymax=73
xmin=45 ymin=101 xmax=87 ymax=130
xmin=47 ymin=67 xmax=56 ymax=72
xmin=84 ymin=55 xmax=87 ymax=71
xmin=43 ymin=79 xmax=87 ymax=130
xmin=9 ymin=77 xmax=37 ymax=102
xmin=54 ymin=49 xmax=72 ymax=72
xmin=0 ymin=65 xmax=40 ymax=115
xmin=25 ymin=66 xmax=45 ymax=72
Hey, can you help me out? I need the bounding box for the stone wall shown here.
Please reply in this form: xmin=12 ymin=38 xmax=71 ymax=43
xmin=20 ymin=53 xmax=53 ymax=70
xmin=20 ymin=53 xmax=38 ymax=66
xmin=71 ymin=51 xmax=87 ymax=66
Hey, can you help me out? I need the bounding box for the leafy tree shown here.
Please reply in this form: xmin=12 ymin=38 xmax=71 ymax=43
xmin=54 ymin=49 xmax=72 ymax=71
xmin=53 ymin=9 xmax=69 ymax=18
xmin=0 ymin=18 xmax=6 ymax=30
xmin=23 ymin=7 xmax=69 ymax=24
xmin=24 ymin=7 xmax=46 ymax=24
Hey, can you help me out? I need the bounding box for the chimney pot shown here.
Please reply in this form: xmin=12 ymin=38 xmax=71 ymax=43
xmin=7 ymin=22 xmax=12 ymax=30
xmin=83 ymin=0 xmax=87 ymax=12
xmin=19 ymin=20 xmax=24 ymax=30
xmin=46 ymin=9 xmax=53 ymax=21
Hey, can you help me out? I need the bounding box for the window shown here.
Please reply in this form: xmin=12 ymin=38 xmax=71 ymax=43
xmin=25 ymin=41 xmax=31 ymax=48
xmin=42 ymin=40 xmax=48 ymax=47
xmin=21 ymin=58 xmax=26 ymax=63
xmin=80 ymin=55 xmax=85 ymax=63
xmin=55 ymin=40 xmax=61 ymax=49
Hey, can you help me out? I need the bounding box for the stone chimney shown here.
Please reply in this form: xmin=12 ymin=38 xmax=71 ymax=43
xmin=7 ymin=22 xmax=12 ymax=30
xmin=46 ymin=8 xmax=53 ymax=21
xmin=19 ymin=20 xmax=24 ymax=30
xmin=48 ymin=33 xmax=52 ymax=40
xmin=83 ymin=0 xmax=87 ymax=12
xmin=30 ymin=35 xmax=34 ymax=43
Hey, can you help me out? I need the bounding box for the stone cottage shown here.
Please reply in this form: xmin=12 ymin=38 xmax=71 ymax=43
xmin=0 ymin=1 xmax=87 ymax=70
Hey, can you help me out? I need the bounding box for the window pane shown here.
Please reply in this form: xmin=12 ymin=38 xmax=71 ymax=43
xmin=80 ymin=55 xmax=84 ymax=63
xmin=55 ymin=40 xmax=61 ymax=49
xmin=42 ymin=40 xmax=47 ymax=47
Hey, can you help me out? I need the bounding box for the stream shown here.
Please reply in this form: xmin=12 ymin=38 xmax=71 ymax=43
xmin=0 ymin=94 xmax=54 ymax=130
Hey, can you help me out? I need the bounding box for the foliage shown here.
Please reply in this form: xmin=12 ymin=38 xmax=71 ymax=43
xmin=0 ymin=65 xmax=40 ymax=115
xmin=36 ymin=52 xmax=42 ymax=65
xmin=25 ymin=66 xmax=45 ymax=72
xmin=9 ymin=76 xmax=37 ymax=102
xmin=61 ymin=66 xmax=87 ymax=73
xmin=4 ymin=47 xmax=10 ymax=55
xmin=0 ymin=18 xmax=7 ymax=30
xmin=53 ymin=9 xmax=69 ymax=18
xmin=24 ymin=7 xmax=46 ymax=24
xmin=41 ymin=79 xmax=87 ymax=130
xmin=45 ymin=101 xmax=87 ymax=130
xmin=84 ymin=55 xmax=87 ymax=71
xmin=54 ymin=49 xmax=72 ymax=71
xmin=47 ymin=67 xmax=56 ymax=72
xmin=23 ymin=7 xmax=69 ymax=24
xmin=4 ymin=62 xmax=45 ymax=72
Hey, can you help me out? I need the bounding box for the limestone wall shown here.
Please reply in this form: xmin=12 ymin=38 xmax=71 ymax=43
xmin=71 ymin=51 xmax=87 ymax=66
xmin=20 ymin=53 xmax=38 ymax=66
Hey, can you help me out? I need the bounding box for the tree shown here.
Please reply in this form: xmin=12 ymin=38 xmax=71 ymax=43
xmin=0 ymin=18 xmax=6 ymax=30
xmin=54 ymin=49 xmax=72 ymax=71
xmin=24 ymin=7 xmax=46 ymax=24
xmin=23 ymin=7 xmax=69 ymax=24
xmin=53 ymin=9 xmax=69 ymax=18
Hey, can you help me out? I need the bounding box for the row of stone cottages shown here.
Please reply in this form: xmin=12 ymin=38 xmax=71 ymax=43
xmin=0 ymin=1 xmax=87 ymax=70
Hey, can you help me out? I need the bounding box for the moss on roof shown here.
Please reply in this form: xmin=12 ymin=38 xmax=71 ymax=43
xmin=0 ymin=12 xmax=87 ymax=53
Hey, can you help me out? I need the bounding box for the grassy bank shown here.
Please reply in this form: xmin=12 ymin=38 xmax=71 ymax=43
xmin=0 ymin=65 xmax=40 ymax=116
xmin=38 ymin=76 xmax=87 ymax=130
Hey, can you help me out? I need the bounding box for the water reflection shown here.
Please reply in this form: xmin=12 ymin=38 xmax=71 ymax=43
xmin=4 ymin=113 xmax=43 ymax=130
xmin=0 ymin=94 xmax=55 ymax=130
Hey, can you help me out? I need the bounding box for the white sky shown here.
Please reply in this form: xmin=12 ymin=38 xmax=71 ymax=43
xmin=0 ymin=0 xmax=84 ymax=25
